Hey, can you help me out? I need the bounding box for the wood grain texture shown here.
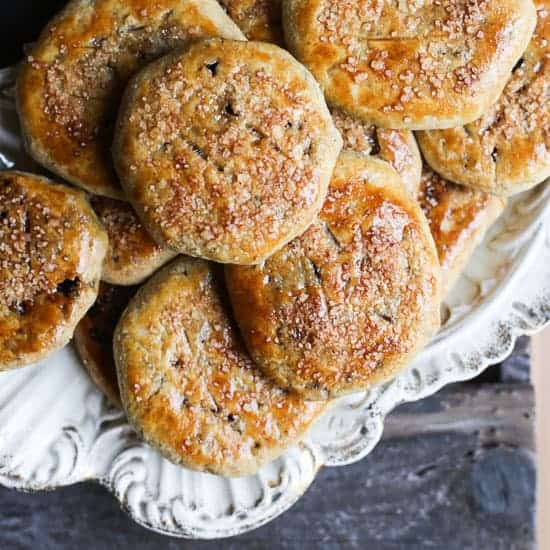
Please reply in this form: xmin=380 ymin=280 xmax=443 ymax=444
xmin=0 ymin=382 xmax=534 ymax=549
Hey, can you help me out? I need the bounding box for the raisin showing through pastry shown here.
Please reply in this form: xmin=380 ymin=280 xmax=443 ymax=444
xmin=226 ymin=152 xmax=441 ymax=400
xmin=283 ymin=0 xmax=536 ymax=129
xmin=114 ymin=38 xmax=342 ymax=264
xmin=16 ymin=0 xmax=245 ymax=198
xmin=0 ymin=172 xmax=107 ymax=371
xmin=114 ymin=258 xmax=326 ymax=476
xmin=417 ymin=0 xmax=550 ymax=196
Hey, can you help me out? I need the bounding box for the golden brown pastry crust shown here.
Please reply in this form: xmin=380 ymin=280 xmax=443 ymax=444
xmin=90 ymin=196 xmax=176 ymax=286
xmin=283 ymin=0 xmax=537 ymax=130
xmin=219 ymin=0 xmax=283 ymax=43
xmin=114 ymin=258 xmax=325 ymax=477
xmin=418 ymin=166 xmax=506 ymax=297
xmin=16 ymin=0 xmax=245 ymax=199
xmin=74 ymin=283 xmax=138 ymax=408
xmin=225 ymin=153 xmax=441 ymax=400
xmin=331 ymin=107 xmax=421 ymax=196
xmin=0 ymin=171 xmax=107 ymax=371
xmin=113 ymin=38 xmax=342 ymax=265
xmin=417 ymin=1 xmax=550 ymax=196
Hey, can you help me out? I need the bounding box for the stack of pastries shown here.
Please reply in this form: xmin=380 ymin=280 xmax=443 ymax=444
xmin=0 ymin=0 xmax=547 ymax=476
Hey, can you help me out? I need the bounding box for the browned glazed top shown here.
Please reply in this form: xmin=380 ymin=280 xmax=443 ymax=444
xmin=417 ymin=1 xmax=550 ymax=196
xmin=283 ymin=0 xmax=537 ymax=129
xmin=0 ymin=172 xmax=107 ymax=370
xmin=114 ymin=258 xmax=325 ymax=476
xmin=16 ymin=0 xmax=244 ymax=198
xmin=331 ymin=107 xmax=422 ymax=196
xmin=114 ymin=39 xmax=342 ymax=264
xmin=219 ymin=0 xmax=284 ymax=43
xmin=418 ymin=165 xmax=506 ymax=296
xmin=225 ymin=153 xmax=441 ymax=400
xmin=90 ymin=196 xmax=176 ymax=285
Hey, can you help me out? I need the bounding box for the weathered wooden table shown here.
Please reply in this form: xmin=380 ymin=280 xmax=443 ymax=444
xmin=0 ymin=5 xmax=537 ymax=548
xmin=0 ymin=339 xmax=535 ymax=549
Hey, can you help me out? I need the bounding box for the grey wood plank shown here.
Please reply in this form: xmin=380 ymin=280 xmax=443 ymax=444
xmin=499 ymin=336 xmax=531 ymax=383
xmin=0 ymin=383 xmax=535 ymax=550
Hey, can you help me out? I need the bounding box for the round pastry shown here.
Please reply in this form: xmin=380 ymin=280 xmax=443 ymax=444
xmin=225 ymin=152 xmax=441 ymax=400
xmin=114 ymin=257 xmax=325 ymax=477
xmin=114 ymin=38 xmax=342 ymax=265
xmin=283 ymin=0 xmax=537 ymax=129
xmin=74 ymin=283 xmax=138 ymax=408
xmin=16 ymin=0 xmax=245 ymax=199
xmin=331 ymin=107 xmax=422 ymax=196
xmin=219 ymin=0 xmax=283 ymax=43
xmin=418 ymin=166 xmax=506 ymax=297
xmin=90 ymin=196 xmax=177 ymax=286
xmin=0 ymin=171 xmax=107 ymax=371
xmin=417 ymin=1 xmax=550 ymax=196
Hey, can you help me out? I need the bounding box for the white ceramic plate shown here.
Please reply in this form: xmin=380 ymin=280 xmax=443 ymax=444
xmin=0 ymin=67 xmax=549 ymax=539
